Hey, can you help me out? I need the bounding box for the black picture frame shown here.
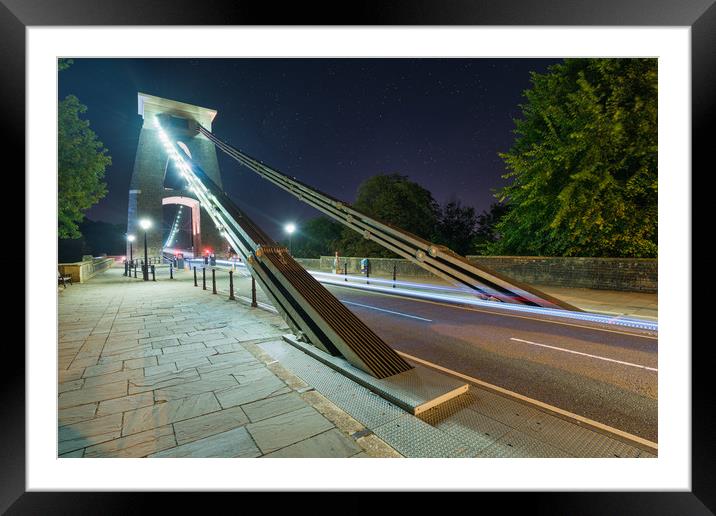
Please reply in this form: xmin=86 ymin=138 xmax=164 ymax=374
xmin=5 ymin=0 xmax=708 ymax=512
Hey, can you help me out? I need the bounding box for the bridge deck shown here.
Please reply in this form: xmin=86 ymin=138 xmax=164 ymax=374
xmin=58 ymin=266 xmax=654 ymax=458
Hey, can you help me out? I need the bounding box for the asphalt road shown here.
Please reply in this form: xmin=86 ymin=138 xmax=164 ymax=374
xmin=181 ymin=267 xmax=658 ymax=442
xmin=324 ymin=284 xmax=658 ymax=442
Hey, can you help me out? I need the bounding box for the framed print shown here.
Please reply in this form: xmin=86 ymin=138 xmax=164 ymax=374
xmin=5 ymin=0 xmax=710 ymax=511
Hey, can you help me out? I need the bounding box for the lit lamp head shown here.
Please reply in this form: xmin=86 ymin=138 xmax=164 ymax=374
xmin=139 ymin=218 xmax=152 ymax=231
xmin=127 ymin=235 xmax=136 ymax=243
xmin=284 ymin=223 xmax=296 ymax=235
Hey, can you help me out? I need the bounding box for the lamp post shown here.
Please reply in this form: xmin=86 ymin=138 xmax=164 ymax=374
xmin=140 ymin=218 xmax=152 ymax=281
xmin=284 ymin=223 xmax=296 ymax=255
xmin=126 ymin=234 xmax=136 ymax=276
xmin=127 ymin=234 xmax=135 ymax=264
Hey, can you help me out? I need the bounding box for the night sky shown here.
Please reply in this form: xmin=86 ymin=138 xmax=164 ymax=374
xmin=58 ymin=58 xmax=560 ymax=241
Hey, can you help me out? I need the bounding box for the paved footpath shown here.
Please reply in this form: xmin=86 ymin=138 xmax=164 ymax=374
xmin=58 ymin=266 xmax=654 ymax=458
xmin=58 ymin=267 xmax=398 ymax=458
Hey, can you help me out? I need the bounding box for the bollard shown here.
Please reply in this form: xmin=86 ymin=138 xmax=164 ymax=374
xmin=344 ymin=262 xmax=348 ymax=281
xmin=229 ymin=270 xmax=235 ymax=300
xmin=202 ymin=268 xmax=207 ymax=290
xmin=392 ymin=263 xmax=396 ymax=288
xmin=251 ymin=277 xmax=258 ymax=307
xmin=212 ymin=268 xmax=217 ymax=294
xmin=151 ymin=264 xmax=156 ymax=282
xmin=193 ymin=266 xmax=197 ymax=286
xmin=169 ymin=264 xmax=173 ymax=280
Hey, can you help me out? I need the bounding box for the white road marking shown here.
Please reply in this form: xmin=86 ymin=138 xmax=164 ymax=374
xmin=509 ymin=337 xmax=658 ymax=372
xmin=341 ymin=300 xmax=433 ymax=322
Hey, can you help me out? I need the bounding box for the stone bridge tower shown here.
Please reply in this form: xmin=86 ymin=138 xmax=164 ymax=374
xmin=127 ymin=93 xmax=225 ymax=261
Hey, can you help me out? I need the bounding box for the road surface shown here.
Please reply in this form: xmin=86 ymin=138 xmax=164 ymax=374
xmin=179 ymin=267 xmax=658 ymax=442
xmin=324 ymin=283 xmax=658 ymax=442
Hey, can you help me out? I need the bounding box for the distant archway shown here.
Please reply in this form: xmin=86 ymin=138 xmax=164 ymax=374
xmin=162 ymin=196 xmax=201 ymax=257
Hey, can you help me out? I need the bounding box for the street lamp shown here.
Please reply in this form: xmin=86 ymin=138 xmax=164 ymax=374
xmin=140 ymin=218 xmax=152 ymax=281
xmin=126 ymin=234 xmax=136 ymax=271
xmin=284 ymin=223 xmax=296 ymax=255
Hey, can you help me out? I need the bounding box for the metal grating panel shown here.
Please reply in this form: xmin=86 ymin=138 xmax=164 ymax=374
xmin=435 ymin=408 xmax=512 ymax=453
xmin=323 ymin=388 xmax=406 ymax=429
xmin=518 ymin=412 xmax=642 ymax=458
xmin=259 ymin=341 xmax=351 ymax=397
xmin=477 ymin=429 xmax=571 ymax=458
xmin=280 ymin=335 xmax=468 ymax=415
xmin=373 ymin=414 xmax=477 ymax=458
xmin=259 ymin=339 xmax=406 ymax=428
xmin=467 ymin=389 xmax=542 ymax=429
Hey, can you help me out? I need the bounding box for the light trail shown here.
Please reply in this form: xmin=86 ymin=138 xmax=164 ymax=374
xmin=340 ymin=300 xmax=433 ymax=322
xmin=310 ymin=272 xmax=658 ymax=332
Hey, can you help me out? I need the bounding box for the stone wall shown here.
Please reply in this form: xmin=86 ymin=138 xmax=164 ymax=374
xmin=293 ymin=255 xmax=435 ymax=278
xmin=294 ymin=258 xmax=321 ymax=270
xmin=59 ymin=257 xmax=114 ymax=284
xmin=466 ymin=256 xmax=657 ymax=292
xmin=295 ymin=255 xmax=657 ymax=292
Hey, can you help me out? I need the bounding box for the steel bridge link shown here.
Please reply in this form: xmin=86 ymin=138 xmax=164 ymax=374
xmin=258 ymin=247 xmax=413 ymax=378
xmin=196 ymin=124 xmax=580 ymax=312
xmin=202 ymin=135 xmax=500 ymax=299
xmin=155 ymin=116 xmax=412 ymax=379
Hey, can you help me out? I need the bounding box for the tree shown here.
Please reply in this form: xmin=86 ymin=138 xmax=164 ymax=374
xmin=80 ymin=219 xmax=128 ymax=255
xmin=436 ymin=199 xmax=478 ymax=256
xmin=474 ymin=202 xmax=511 ymax=254
xmin=289 ymin=216 xmax=343 ymax=258
xmin=58 ymin=61 xmax=111 ymax=238
xmin=58 ymin=95 xmax=111 ymax=238
xmin=58 ymin=58 xmax=74 ymax=71
xmin=58 ymin=218 xmax=128 ymax=263
xmin=493 ymin=58 xmax=657 ymax=257
xmin=337 ymin=174 xmax=440 ymax=257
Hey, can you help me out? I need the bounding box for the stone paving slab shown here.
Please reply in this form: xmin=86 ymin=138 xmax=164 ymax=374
xmin=246 ymin=406 xmax=334 ymax=454
xmin=58 ymin=413 xmax=123 ymax=454
xmin=84 ymin=425 xmax=177 ymax=458
xmin=58 ymin=403 xmax=98 ymax=427
xmin=263 ymin=428 xmax=363 ymax=458
xmin=149 ymin=426 xmax=261 ymax=458
xmin=173 ymin=406 xmax=250 ymax=445
xmin=215 ymin=375 xmax=292 ymax=409
xmin=241 ymin=392 xmax=307 ymax=423
xmin=57 ymin=268 xmax=400 ymax=458
xmin=96 ymin=392 xmax=155 ymax=417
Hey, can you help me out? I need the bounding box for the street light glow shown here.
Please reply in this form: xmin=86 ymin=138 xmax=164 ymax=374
xmin=139 ymin=218 xmax=152 ymax=230
xmin=285 ymin=223 xmax=296 ymax=234
xmin=127 ymin=235 xmax=136 ymax=242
